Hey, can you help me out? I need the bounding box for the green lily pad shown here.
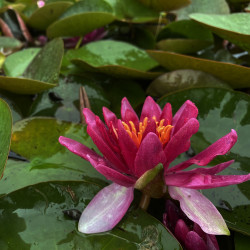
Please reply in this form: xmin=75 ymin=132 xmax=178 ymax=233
xmin=106 ymin=0 xmax=159 ymax=23
xmin=0 ymin=98 xmax=12 ymax=179
xmin=0 ymin=181 xmax=182 ymax=249
xmin=3 ymin=48 xmax=40 ymax=77
xmin=67 ymin=40 xmax=161 ymax=79
xmin=0 ymin=37 xmax=22 ymax=49
xmin=175 ymin=0 xmax=230 ymax=20
xmin=137 ymin=0 xmax=190 ymax=11
xmin=234 ymin=232 xmax=250 ymax=249
xmin=2 ymin=117 xmax=106 ymax=196
xmin=158 ymin=87 xmax=250 ymax=235
xmin=47 ymin=0 xmax=115 ymax=38
xmin=147 ymin=69 xmax=231 ymax=97
xmin=147 ymin=50 xmax=250 ymax=88
xmin=27 ymin=1 xmax=73 ymax=30
xmin=29 ymin=75 xmax=111 ymax=122
xmin=0 ymin=38 xmax=63 ymax=94
xmin=190 ymin=13 xmax=250 ymax=51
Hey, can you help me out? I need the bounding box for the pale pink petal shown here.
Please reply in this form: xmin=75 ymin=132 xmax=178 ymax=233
xmin=164 ymin=118 xmax=199 ymax=167
xmin=78 ymin=183 xmax=134 ymax=233
xmin=134 ymin=132 xmax=166 ymax=177
xmin=185 ymin=231 xmax=207 ymax=250
xmin=160 ymin=102 xmax=172 ymax=125
xmin=59 ymin=136 xmax=101 ymax=162
xmin=140 ymin=96 xmax=162 ymax=121
xmin=94 ymin=163 xmax=136 ymax=187
xmin=168 ymin=129 xmax=237 ymax=173
xmin=121 ymin=97 xmax=139 ymax=127
xmin=172 ymin=100 xmax=198 ymax=135
xmin=117 ymin=120 xmax=138 ymax=173
xmin=169 ymin=186 xmax=230 ymax=235
xmin=165 ymin=171 xmax=250 ymax=189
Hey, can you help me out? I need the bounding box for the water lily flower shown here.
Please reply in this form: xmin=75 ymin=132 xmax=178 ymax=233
xmin=163 ymin=200 xmax=219 ymax=250
xmin=59 ymin=96 xmax=250 ymax=234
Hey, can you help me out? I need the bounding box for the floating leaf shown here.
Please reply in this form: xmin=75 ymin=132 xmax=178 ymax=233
xmin=175 ymin=0 xmax=230 ymax=20
xmin=190 ymin=13 xmax=250 ymax=51
xmin=3 ymin=48 xmax=40 ymax=77
xmin=147 ymin=69 xmax=231 ymax=97
xmin=0 ymin=98 xmax=12 ymax=179
xmin=27 ymin=1 xmax=73 ymax=30
xmin=0 ymin=181 xmax=182 ymax=249
xmin=234 ymin=232 xmax=250 ymax=250
xmin=47 ymin=0 xmax=115 ymax=38
xmin=147 ymin=50 xmax=250 ymax=88
xmin=0 ymin=37 xmax=22 ymax=49
xmin=137 ymin=0 xmax=190 ymax=11
xmin=67 ymin=40 xmax=161 ymax=79
xmin=158 ymin=87 xmax=250 ymax=235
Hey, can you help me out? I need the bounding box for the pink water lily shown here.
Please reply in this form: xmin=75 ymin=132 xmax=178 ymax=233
xmin=59 ymin=96 xmax=250 ymax=234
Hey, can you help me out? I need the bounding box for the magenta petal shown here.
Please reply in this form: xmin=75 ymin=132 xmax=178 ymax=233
xmin=134 ymin=132 xmax=166 ymax=177
xmin=59 ymin=136 xmax=101 ymax=162
xmin=94 ymin=163 xmax=136 ymax=187
xmin=121 ymin=97 xmax=139 ymax=126
xmin=185 ymin=231 xmax=207 ymax=250
xmin=181 ymin=160 xmax=234 ymax=175
xmin=172 ymin=100 xmax=198 ymax=135
xmin=175 ymin=219 xmax=190 ymax=245
xmin=169 ymin=186 xmax=230 ymax=235
xmin=140 ymin=96 xmax=162 ymax=121
xmin=164 ymin=118 xmax=199 ymax=167
xmin=169 ymin=129 xmax=238 ymax=173
xmin=165 ymin=171 xmax=250 ymax=189
xmin=117 ymin=120 xmax=138 ymax=173
xmin=78 ymin=183 xmax=134 ymax=234
xmin=160 ymin=102 xmax=172 ymax=125
xmin=206 ymin=234 xmax=220 ymax=250
xmin=103 ymin=107 xmax=118 ymax=128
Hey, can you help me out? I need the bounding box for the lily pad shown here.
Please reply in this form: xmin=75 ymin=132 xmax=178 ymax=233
xmin=158 ymin=87 xmax=250 ymax=235
xmin=27 ymin=1 xmax=73 ymax=30
xmin=0 ymin=37 xmax=22 ymax=49
xmin=190 ymin=13 xmax=250 ymax=51
xmin=147 ymin=50 xmax=250 ymax=88
xmin=67 ymin=40 xmax=161 ymax=79
xmin=175 ymin=0 xmax=230 ymax=20
xmin=0 ymin=98 xmax=12 ymax=179
xmin=47 ymin=0 xmax=115 ymax=38
xmin=2 ymin=117 xmax=106 ymax=196
xmin=137 ymin=0 xmax=190 ymax=11
xmin=0 ymin=181 xmax=182 ymax=249
xmin=147 ymin=69 xmax=231 ymax=97
xmin=3 ymin=48 xmax=40 ymax=77
xmin=29 ymin=75 xmax=111 ymax=122
xmin=234 ymin=232 xmax=250 ymax=249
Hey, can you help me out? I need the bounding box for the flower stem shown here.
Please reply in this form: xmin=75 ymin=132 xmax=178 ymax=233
xmin=139 ymin=193 xmax=151 ymax=211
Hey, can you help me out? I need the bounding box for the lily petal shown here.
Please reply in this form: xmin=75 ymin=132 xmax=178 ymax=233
xmin=59 ymin=136 xmax=101 ymax=162
xmin=185 ymin=231 xmax=207 ymax=250
xmin=168 ymin=129 xmax=237 ymax=173
xmin=160 ymin=102 xmax=172 ymax=126
xmin=78 ymin=183 xmax=134 ymax=234
xmin=134 ymin=132 xmax=166 ymax=177
xmin=140 ymin=96 xmax=162 ymax=121
xmin=93 ymin=164 xmax=136 ymax=187
xmin=169 ymin=186 xmax=230 ymax=235
xmin=121 ymin=97 xmax=139 ymax=127
xmin=172 ymin=100 xmax=198 ymax=135
xmin=175 ymin=219 xmax=189 ymax=245
xmin=166 ymin=171 xmax=250 ymax=189
xmin=117 ymin=120 xmax=138 ymax=172
xmin=103 ymin=107 xmax=118 ymax=128
xmin=164 ymin=118 xmax=199 ymax=167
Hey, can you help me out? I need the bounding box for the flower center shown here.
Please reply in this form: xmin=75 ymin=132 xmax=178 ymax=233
xmin=122 ymin=117 xmax=173 ymax=148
